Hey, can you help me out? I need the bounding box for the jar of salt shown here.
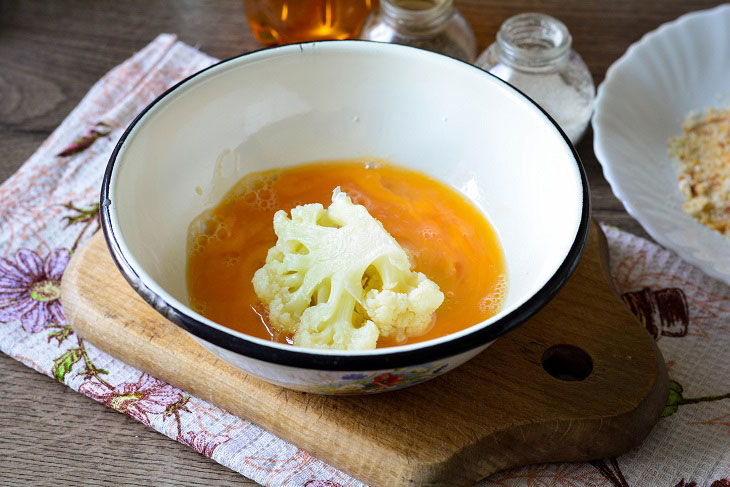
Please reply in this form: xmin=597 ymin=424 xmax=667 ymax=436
xmin=476 ymin=13 xmax=595 ymax=144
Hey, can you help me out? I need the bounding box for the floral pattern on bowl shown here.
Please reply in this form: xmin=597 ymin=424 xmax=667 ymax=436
xmin=316 ymin=362 xmax=450 ymax=395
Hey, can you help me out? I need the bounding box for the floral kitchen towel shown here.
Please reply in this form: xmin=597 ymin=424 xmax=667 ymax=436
xmin=1 ymin=34 xmax=729 ymax=487
xmin=0 ymin=34 xmax=361 ymax=487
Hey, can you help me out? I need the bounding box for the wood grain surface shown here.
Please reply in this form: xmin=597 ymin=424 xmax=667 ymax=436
xmin=60 ymin=224 xmax=667 ymax=486
xmin=0 ymin=0 xmax=723 ymax=485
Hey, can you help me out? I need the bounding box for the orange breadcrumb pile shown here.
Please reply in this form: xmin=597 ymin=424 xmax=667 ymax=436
xmin=669 ymin=107 xmax=730 ymax=235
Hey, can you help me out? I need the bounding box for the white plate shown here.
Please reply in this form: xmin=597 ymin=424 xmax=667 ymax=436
xmin=593 ymin=4 xmax=730 ymax=284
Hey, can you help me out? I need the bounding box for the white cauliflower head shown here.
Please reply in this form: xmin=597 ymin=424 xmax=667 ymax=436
xmin=252 ymin=188 xmax=444 ymax=350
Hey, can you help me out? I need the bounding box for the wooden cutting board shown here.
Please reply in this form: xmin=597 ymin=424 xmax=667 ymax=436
xmin=60 ymin=221 xmax=668 ymax=487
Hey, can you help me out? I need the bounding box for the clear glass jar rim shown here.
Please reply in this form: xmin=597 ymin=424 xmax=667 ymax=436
xmin=496 ymin=13 xmax=572 ymax=64
xmin=380 ymin=0 xmax=454 ymax=27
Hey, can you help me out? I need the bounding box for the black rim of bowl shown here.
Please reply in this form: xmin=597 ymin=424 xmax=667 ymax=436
xmin=100 ymin=40 xmax=590 ymax=371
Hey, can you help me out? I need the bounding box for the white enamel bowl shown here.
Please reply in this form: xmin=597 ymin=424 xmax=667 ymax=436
xmin=101 ymin=41 xmax=588 ymax=394
xmin=593 ymin=5 xmax=730 ymax=285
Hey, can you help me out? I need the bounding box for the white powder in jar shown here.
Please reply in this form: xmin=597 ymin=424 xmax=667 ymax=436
xmin=489 ymin=59 xmax=595 ymax=143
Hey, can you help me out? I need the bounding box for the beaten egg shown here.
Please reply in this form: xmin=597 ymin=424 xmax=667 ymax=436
xmin=187 ymin=160 xmax=507 ymax=348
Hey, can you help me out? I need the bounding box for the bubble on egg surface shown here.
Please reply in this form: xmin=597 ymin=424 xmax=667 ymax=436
xmin=223 ymin=254 xmax=240 ymax=267
xmin=214 ymin=223 xmax=231 ymax=240
xmin=189 ymin=212 xmax=234 ymax=254
xmin=478 ymin=274 xmax=508 ymax=313
xmin=233 ymin=173 xmax=279 ymax=212
xmin=242 ymin=179 xmax=278 ymax=211
xmin=420 ymin=224 xmax=436 ymax=240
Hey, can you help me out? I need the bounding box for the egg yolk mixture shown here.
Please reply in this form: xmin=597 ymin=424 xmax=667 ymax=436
xmin=186 ymin=160 xmax=507 ymax=347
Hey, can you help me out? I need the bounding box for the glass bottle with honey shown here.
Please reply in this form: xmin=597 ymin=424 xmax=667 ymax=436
xmin=244 ymin=0 xmax=377 ymax=45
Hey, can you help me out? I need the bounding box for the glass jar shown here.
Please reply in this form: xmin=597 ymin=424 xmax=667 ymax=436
xmin=244 ymin=0 xmax=377 ymax=45
xmin=475 ymin=13 xmax=595 ymax=144
xmin=359 ymin=0 xmax=476 ymax=63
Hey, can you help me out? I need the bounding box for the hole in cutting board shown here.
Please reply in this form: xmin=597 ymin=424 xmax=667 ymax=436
xmin=542 ymin=344 xmax=593 ymax=381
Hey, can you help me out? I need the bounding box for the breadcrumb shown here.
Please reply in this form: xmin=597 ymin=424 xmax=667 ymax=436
xmin=669 ymin=107 xmax=730 ymax=235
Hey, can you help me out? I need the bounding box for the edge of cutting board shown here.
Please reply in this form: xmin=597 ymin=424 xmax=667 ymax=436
xmin=61 ymin=221 xmax=668 ymax=486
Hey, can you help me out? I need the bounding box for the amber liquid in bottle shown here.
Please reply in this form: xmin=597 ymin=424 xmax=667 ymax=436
xmin=244 ymin=0 xmax=376 ymax=45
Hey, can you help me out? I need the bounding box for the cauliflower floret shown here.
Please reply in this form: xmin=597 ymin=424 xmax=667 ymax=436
xmin=363 ymin=270 xmax=444 ymax=343
xmin=252 ymin=188 xmax=444 ymax=350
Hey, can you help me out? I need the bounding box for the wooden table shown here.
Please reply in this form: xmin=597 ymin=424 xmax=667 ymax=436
xmin=0 ymin=0 xmax=722 ymax=484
